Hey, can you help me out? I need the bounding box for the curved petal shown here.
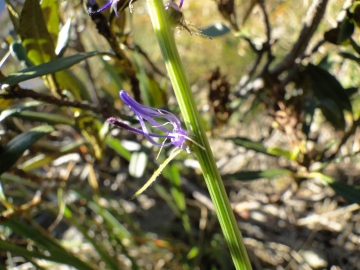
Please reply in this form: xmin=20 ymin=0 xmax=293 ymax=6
xmin=117 ymin=90 xmax=188 ymax=149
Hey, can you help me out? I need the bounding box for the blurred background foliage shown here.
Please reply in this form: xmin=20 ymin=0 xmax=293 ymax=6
xmin=1 ymin=0 xmax=360 ymax=269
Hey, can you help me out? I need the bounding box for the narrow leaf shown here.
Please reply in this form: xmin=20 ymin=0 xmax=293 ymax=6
xmin=12 ymin=111 xmax=75 ymax=126
xmin=226 ymin=137 xmax=293 ymax=159
xmin=226 ymin=137 xmax=269 ymax=156
xmin=310 ymin=172 xmax=360 ymax=204
xmin=307 ymin=64 xmax=352 ymax=112
xmin=2 ymin=220 xmax=93 ymax=270
xmin=10 ymin=41 xmax=34 ymax=67
xmin=20 ymin=140 xmax=86 ymax=171
xmin=222 ymin=169 xmax=293 ymax=181
xmin=0 ymin=52 xmax=100 ymax=86
xmin=64 ymin=206 xmax=120 ymax=270
xmin=317 ymin=98 xmax=346 ymax=130
xmin=0 ymin=101 xmax=42 ymax=122
xmin=339 ymin=51 xmax=360 ymax=63
xmin=41 ymin=0 xmax=60 ymax=45
xmin=0 ymin=125 xmax=54 ymax=175
xmin=106 ymin=137 xmax=131 ymax=161
xmin=18 ymin=0 xmax=56 ymax=65
xmin=201 ymin=23 xmax=231 ymax=37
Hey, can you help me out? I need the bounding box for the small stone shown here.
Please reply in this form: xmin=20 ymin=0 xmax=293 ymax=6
xmin=301 ymin=249 xmax=328 ymax=269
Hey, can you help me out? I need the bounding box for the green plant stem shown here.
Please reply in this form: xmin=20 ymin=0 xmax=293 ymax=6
xmin=146 ymin=1 xmax=252 ymax=269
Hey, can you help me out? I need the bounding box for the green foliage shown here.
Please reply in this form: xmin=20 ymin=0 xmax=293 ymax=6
xmin=1 ymin=0 xmax=360 ymax=269
xmin=18 ymin=0 xmax=56 ymax=65
xmin=2 ymin=219 xmax=93 ymax=269
xmin=0 ymin=125 xmax=54 ymax=175
xmin=222 ymin=169 xmax=293 ymax=181
xmin=0 ymin=52 xmax=101 ymax=86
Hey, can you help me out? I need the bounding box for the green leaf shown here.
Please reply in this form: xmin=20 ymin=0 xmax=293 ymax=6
xmin=9 ymin=41 xmax=34 ymax=67
xmin=317 ymin=98 xmax=346 ymax=130
xmin=226 ymin=137 xmax=269 ymax=156
xmin=302 ymin=99 xmax=316 ymax=138
xmin=41 ymin=0 xmax=60 ymax=45
xmin=0 ymin=172 xmax=39 ymax=189
xmin=0 ymin=101 xmax=42 ymax=122
xmin=350 ymin=38 xmax=360 ymax=55
xmin=2 ymin=220 xmax=93 ymax=270
xmin=76 ymin=115 xmax=104 ymax=160
xmin=20 ymin=140 xmax=86 ymax=171
xmin=307 ymin=64 xmax=352 ymax=111
xmin=12 ymin=111 xmax=75 ymax=126
xmin=87 ymin=201 xmax=131 ymax=239
xmin=202 ymin=23 xmax=231 ymax=37
xmin=0 ymin=239 xmax=86 ymax=269
xmin=338 ymin=15 xmax=355 ymax=44
xmin=11 ymin=0 xmax=92 ymax=103
xmin=167 ymin=163 xmax=186 ymax=211
xmin=133 ymin=50 xmax=153 ymax=106
xmin=187 ymin=246 xmax=199 ymax=260
xmin=345 ymin=87 xmax=359 ymax=97
xmin=317 ymin=54 xmax=332 ymax=71
xmin=226 ymin=137 xmax=294 ymax=159
xmin=154 ymin=184 xmax=182 ymax=217
xmin=163 ymin=163 xmax=192 ymax=234
xmin=19 ymin=0 xmax=56 ymax=65
xmin=324 ymin=16 xmax=354 ymax=45
xmin=0 ymin=51 xmax=100 ymax=86
xmin=329 ymin=182 xmax=360 ymax=204
xmin=222 ymin=169 xmax=293 ymax=181
xmin=339 ymin=51 xmax=360 ymax=63
xmin=310 ymin=172 xmax=360 ymax=204
xmin=54 ymin=69 xmax=92 ymax=101
xmin=267 ymin=147 xmax=294 ymax=160
xmin=0 ymin=125 xmax=54 ymax=175
xmin=353 ymin=2 xmax=360 ymax=27
xmin=305 ymin=64 xmax=351 ymax=130
xmin=64 ymin=205 xmax=119 ymax=270
xmin=106 ymin=137 xmax=131 ymax=161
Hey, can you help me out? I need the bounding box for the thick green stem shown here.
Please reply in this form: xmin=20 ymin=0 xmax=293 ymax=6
xmin=146 ymin=1 xmax=252 ymax=269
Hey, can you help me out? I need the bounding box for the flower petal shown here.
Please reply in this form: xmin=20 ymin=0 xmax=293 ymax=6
xmin=111 ymin=90 xmax=188 ymax=150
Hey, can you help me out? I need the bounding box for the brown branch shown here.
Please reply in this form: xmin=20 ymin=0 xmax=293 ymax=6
xmin=87 ymin=2 xmax=142 ymax=103
xmin=0 ymin=186 xmax=44 ymax=222
xmin=258 ymin=0 xmax=271 ymax=46
xmin=216 ymin=0 xmax=239 ymax=32
xmin=1 ymin=85 xmax=116 ymax=118
xmin=258 ymin=0 xmax=276 ymax=68
xmin=270 ymin=0 xmax=329 ymax=77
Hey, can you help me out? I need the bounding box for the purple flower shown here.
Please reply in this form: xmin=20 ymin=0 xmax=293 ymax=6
xmin=166 ymin=0 xmax=184 ymax=11
xmin=108 ymin=90 xmax=189 ymax=150
xmin=89 ymin=1 xmax=184 ymax=18
xmin=88 ymin=0 xmax=122 ymax=17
